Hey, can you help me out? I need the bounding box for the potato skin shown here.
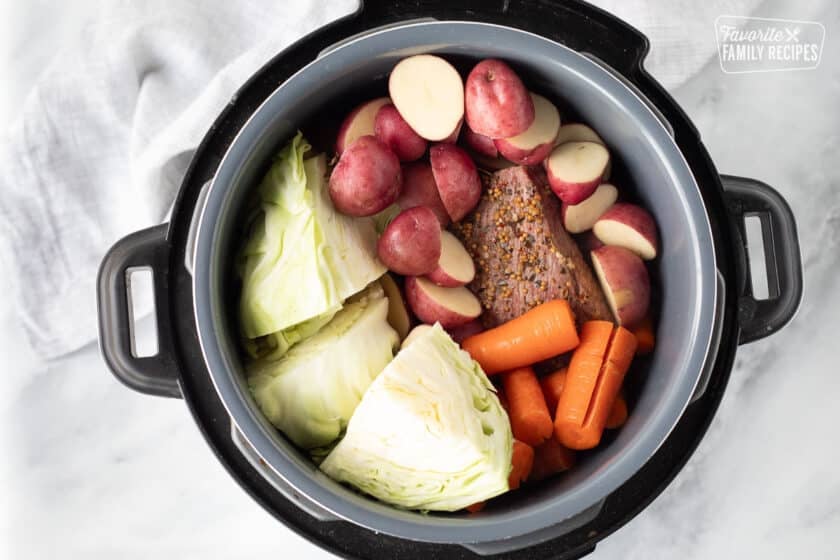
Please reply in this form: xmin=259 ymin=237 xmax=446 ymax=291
xmin=377 ymin=206 xmax=442 ymax=276
xmin=465 ymin=59 xmax=534 ymax=139
xmin=430 ymin=144 xmax=482 ymax=222
xmin=374 ymin=105 xmax=427 ymax=162
xmin=591 ymin=245 xmax=650 ymax=326
xmin=404 ymin=277 xmax=479 ymax=328
xmin=329 ymin=135 xmax=402 ymax=217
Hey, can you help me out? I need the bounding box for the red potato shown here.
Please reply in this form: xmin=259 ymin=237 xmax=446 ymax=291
xmin=591 ymin=246 xmax=650 ymax=326
xmin=336 ymin=97 xmax=391 ymax=155
xmin=329 ymin=135 xmax=402 ymax=216
xmin=593 ymin=203 xmax=659 ymax=260
xmin=396 ymin=163 xmax=450 ymax=226
xmin=430 ymin=144 xmax=482 ymax=222
xmin=494 ymin=93 xmax=561 ymax=165
xmin=374 ymin=104 xmax=428 ymax=162
xmin=553 ymin=123 xmax=605 ymax=147
xmin=389 ymin=55 xmax=464 ymax=141
xmin=404 ymin=276 xmax=482 ymax=328
xmin=562 ymin=183 xmax=618 ymax=233
xmin=426 ymin=231 xmax=476 ymax=287
xmin=463 ymin=125 xmax=498 ymax=158
xmin=379 ymin=273 xmax=412 ymax=341
xmin=446 ymin=319 xmax=485 ymax=344
xmin=544 ymin=141 xmax=610 ymax=204
xmin=553 ymin=123 xmax=612 ymax=181
xmin=465 ymin=59 xmax=535 ymax=139
xmin=377 ymin=206 xmax=442 ymax=276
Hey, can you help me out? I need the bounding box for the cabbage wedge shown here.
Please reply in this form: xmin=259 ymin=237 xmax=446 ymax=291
xmin=247 ymin=284 xmax=399 ymax=450
xmin=239 ymin=132 xmax=385 ymax=341
xmin=320 ymin=324 xmax=512 ymax=511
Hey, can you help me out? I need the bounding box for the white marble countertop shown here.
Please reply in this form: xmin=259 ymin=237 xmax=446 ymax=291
xmin=2 ymin=1 xmax=839 ymax=559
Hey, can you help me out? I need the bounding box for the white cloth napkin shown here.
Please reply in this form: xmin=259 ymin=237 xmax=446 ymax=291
xmin=0 ymin=0 xmax=758 ymax=359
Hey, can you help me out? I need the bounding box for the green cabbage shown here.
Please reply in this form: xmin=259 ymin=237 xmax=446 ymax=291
xmin=239 ymin=132 xmax=385 ymax=341
xmin=242 ymin=310 xmax=338 ymax=361
xmin=247 ymin=284 xmax=399 ymax=450
xmin=320 ymin=324 xmax=512 ymax=511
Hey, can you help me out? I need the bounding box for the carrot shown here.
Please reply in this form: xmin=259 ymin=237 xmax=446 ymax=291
xmin=508 ymin=440 xmax=535 ymax=490
xmin=502 ymin=367 xmax=554 ymax=446
xmin=540 ymin=368 xmax=567 ymax=413
xmin=631 ymin=316 xmax=656 ymax=355
xmin=466 ymin=502 xmax=485 ymax=513
xmin=544 ymin=367 xmax=626 ymax=429
xmin=530 ymin=438 xmax=576 ymax=481
xmin=462 ymin=300 xmax=579 ymax=375
xmin=554 ymin=321 xmax=637 ymax=449
xmin=606 ymin=394 xmax=628 ymax=429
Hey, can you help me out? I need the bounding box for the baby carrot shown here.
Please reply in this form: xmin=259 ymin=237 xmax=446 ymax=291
xmin=631 ymin=316 xmax=656 ymax=355
xmin=508 ymin=439 xmax=535 ymax=490
xmin=503 ymin=367 xmax=554 ymax=447
xmin=555 ymin=321 xmax=637 ymax=449
xmin=606 ymin=394 xmax=628 ymax=429
xmin=530 ymin=437 xmax=577 ymax=481
xmin=462 ymin=300 xmax=579 ymax=375
xmin=540 ymin=368 xmax=567 ymax=413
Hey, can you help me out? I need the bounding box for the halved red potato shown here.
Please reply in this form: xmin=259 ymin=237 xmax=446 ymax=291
xmin=389 ymin=55 xmax=464 ymax=142
xmin=494 ymin=93 xmax=561 ymax=165
xmin=329 ymin=135 xmax=402 ymax=216
xmin=336 ymin=97 xmax=391 ymax=154
xmin=594 ymin=203 xmax=659 ymax=260
xmin=553 ymin=123 xmax=604 ymax=147
xmin=465 ymin=59 xmax=534 ymax=138
xmin=561 ymin=183 xmax=618 ymax=233
xmin=377 ymin=206 xmax=442 ymax=276
xmin=430 ymin=143 xmax=482 ymax=222
xmin=374 ymin=104 xmax=427 ymax=162
xmin=404 ymin=276 xmax=482 ymax=328
xmin=426 ymin=231 xmax=476 ymax=287
xmin=553 ymin=123 xmax=611 ymax=181
xmin=544 ymin=141 xmax=610 ymax=204
xmin=591 ymin=245 xmax=650 ymax=326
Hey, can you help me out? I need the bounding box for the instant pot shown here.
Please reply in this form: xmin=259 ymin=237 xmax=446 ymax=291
xmin=97 ymin=1 xmax=803 ymax=558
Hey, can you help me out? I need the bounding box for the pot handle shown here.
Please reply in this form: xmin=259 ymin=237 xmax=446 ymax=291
xmin=721 ymin=175 xmax=803 ymax=344
xmin=97 ymin=224 xmax=182 ymax=398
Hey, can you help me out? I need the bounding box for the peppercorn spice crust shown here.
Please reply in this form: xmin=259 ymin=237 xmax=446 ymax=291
xmin=451 ymin=165 xmax=613 ymax=328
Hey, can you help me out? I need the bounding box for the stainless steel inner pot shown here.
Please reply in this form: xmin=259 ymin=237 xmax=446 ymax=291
xmin=190 ymin=21 xmax=718 ymax=551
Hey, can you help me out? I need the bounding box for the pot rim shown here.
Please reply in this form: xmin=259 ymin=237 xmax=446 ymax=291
xmin=192 ymin=20 xmax=717 ymax=544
